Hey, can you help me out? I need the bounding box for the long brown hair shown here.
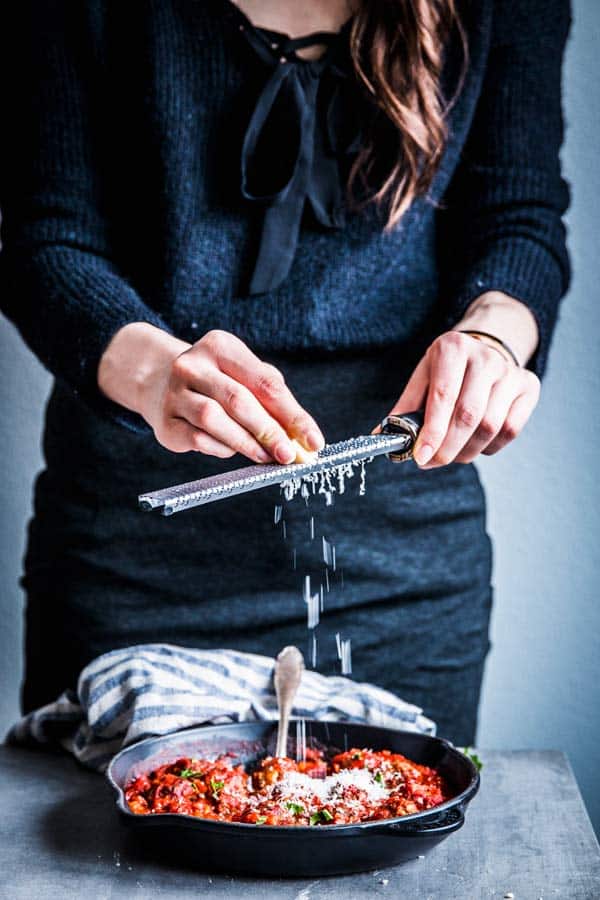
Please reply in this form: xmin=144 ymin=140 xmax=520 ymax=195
xmin=348 ymin=0 xmax=466 ymax=228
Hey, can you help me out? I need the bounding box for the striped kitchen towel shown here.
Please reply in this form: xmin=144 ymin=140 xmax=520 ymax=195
xmin=6 ymin=643 xmax=435 ymax=771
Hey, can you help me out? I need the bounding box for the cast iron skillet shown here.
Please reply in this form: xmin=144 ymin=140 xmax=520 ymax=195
xmin=107 ymin=720 xmax=479 ymax=877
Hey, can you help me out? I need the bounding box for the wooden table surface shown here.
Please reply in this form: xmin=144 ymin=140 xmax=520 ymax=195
xmin=0 ymin=745 xmax=598 ymax=899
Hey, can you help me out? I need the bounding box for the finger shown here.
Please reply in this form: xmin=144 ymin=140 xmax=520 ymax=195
xmin=385 ymin=355 xmax=430 ymax=420
xmin=425 ymin=354 xmax=501 ymax=467
xmin=372 ymin=356 xmax=429 ymax=435
xmin=189 ymin=429 xmax=239 ymax=458
xmin=454 ymin=373 xmax=518 ymax=463
xmin=158 ymin=417 xmax=237 ymax=458
xmin=413 ymin=335 xmax=468 ymax=466
xmin=179 ymin=391 xmax=276 ymax=464
xmin=171 ymin=347 xmax=298 ymax=462
xmin=483 ymin=388 xmax=539 ymax=456
xmin=233 ymin=363 xmax=324 ymax=451
xmin=205 ymin=333 xmax=324 ymax=451
xmin=186 ymin=370 xmax=304 ymax=464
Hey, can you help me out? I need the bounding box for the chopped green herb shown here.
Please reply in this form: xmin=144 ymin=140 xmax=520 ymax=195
xmin=351 ymin=752 xmax=362 ymax=760
xmin=461 ymin=747 xmax=483 ymax=772
xmin=286 ymin=802 xmax=305 ymax=816
xmin=309 ymin=809 xmax=334 ymax=826
xmin=210 ymin=778 xmax=225 ymax=797
xmin=374 ymin=772 xmax=384 ymax=785
xmin=179 ymin=768 xmax=204 ymax=779
xmin=255 ymin=816 xmax=267 ymax=825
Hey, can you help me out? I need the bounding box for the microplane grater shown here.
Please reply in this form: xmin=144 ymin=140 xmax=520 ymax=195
xmin=138 ymin=411 xmax=423 ymax=516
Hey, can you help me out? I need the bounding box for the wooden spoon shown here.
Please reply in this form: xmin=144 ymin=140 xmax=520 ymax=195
xmin=274 ymin=646 xmax=305 ymax=759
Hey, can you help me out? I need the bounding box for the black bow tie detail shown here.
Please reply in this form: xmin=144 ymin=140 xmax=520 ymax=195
xmin=237 ymin=16 xmax=364 ymax=294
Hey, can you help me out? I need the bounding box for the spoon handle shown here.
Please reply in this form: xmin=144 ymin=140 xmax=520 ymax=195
xmin=274 ymin=646 xmax=305 ymax=759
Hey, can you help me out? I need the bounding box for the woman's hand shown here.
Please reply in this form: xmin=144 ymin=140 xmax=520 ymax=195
xmin=98 ymin=323 xmax=325 ymax=463
xmin=385 ymin=293 xmax=542 ymax=467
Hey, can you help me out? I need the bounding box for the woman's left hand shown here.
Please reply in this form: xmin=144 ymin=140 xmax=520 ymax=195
xmin=386 ymin=330 xmax=541 ymax=467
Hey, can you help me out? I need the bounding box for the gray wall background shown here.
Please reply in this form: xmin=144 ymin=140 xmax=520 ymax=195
xmin=1 ymin=0 xmax=598 ymax=833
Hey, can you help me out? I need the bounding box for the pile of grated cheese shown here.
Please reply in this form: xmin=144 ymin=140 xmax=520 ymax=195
xmin=270 ymin=768 xmax=389 ymax=806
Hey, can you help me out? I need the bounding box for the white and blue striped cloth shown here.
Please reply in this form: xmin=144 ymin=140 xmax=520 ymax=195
xmin=6 ymin=644 xmax=435 ymax=771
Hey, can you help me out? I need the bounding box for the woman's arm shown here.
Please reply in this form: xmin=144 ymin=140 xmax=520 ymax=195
xmin=455 ymin=291 xmax=539 ymax=368
xmin=0 ymin=2 xmax=323 ymax=461
xmin=388 ymin=0 xmax=571 ymax=467
xmin=0 ymin=2 xmax=171 ymax=430
xmin=439 ymin=0 xmax=571 ymax=377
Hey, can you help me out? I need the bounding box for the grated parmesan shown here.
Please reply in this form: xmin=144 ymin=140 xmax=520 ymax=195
xmin=267 ymin=768 xmax=389 ymax=808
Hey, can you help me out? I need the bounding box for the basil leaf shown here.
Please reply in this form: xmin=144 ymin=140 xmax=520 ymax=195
xmin=256 ymin=816 xmax=267 ymax=825
xmin=309 ymin=810 xmax=334 ymax=825
xmin=461 ymin=747 xmax=483 ymax=772
xmin=210 ymin=778 xmax=225 ymax=796
xmin=286 ymin=802 xmax=304 ymax=816
xmin=179 ymin=768 xmax=204 ymax=779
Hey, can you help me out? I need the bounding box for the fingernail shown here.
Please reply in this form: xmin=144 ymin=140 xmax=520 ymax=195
xmin=414 ymin=443 xmax=434 ymax=466
xmin=274 ymin=442 xmax=296 ymax=464
xmin=305 ymin=428 xmax=325 ymax=451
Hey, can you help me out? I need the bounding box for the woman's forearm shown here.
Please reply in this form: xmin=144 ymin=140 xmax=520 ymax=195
xmin=454 ymin=291 xmax=540 ymax=367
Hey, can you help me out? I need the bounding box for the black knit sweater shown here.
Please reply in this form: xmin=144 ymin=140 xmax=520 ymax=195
xmin=0 ymin=0 xmax=571 ymax=428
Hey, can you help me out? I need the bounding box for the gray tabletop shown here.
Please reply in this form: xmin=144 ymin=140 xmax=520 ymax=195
xmin=0 ymin=746 xmax=598 ymax=900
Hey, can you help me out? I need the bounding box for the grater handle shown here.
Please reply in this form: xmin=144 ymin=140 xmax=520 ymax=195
xmin=381 ymin=410 xmax=424 ymax=463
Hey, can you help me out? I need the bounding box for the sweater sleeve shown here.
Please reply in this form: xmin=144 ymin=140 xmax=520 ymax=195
xmin=438 ymin=0 xmax=572 ymax=376
xmin=0 ymin=1 xmax=171 ymax=431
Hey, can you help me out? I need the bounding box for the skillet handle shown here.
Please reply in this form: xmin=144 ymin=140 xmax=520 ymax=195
xmin=380 ymin=410 xmax=424 ymax=463
xmin=383 ymin=806 xmax=464 ymax=836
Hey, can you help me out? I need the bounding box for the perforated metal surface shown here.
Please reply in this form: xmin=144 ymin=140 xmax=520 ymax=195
xmin=139 ymin=432 xmax=411 ymax=516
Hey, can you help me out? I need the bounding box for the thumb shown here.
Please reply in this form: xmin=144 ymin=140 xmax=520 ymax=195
xmin=371 ymin=355 xmax=429 ymax=434
xmin=388 ymin=355 xmax=430 ymax=417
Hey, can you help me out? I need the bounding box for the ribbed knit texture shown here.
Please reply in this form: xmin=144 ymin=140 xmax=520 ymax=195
xmin=0 ymin=0 xmax=570 ymax=429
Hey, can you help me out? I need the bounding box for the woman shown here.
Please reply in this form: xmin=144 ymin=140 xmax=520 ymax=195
xmin=0 ymin=0 xmax=570 ymax=745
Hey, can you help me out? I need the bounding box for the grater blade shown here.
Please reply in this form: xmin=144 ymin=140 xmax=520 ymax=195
xmin=139 ymin=431 xmax=412 ymax=516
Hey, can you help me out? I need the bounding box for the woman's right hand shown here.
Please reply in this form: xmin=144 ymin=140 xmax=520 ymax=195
xmin=97 ymin=322 xmax=325 ymax=463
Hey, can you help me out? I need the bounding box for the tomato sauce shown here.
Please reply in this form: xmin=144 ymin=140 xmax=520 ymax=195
xmin=125 ymin=746 xmax=452 ymax=826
